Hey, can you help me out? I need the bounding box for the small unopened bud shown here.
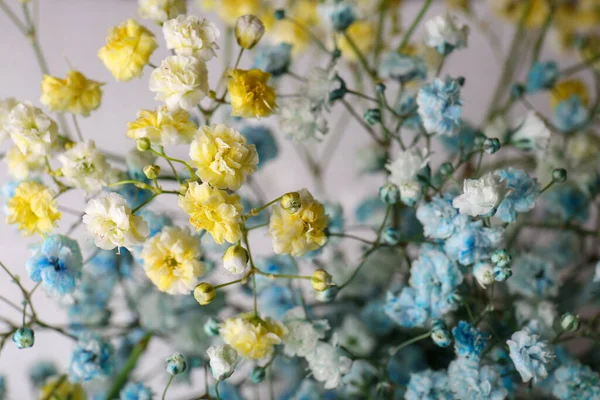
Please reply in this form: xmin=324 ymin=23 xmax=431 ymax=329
xmin=165 ymin=352 xmax=187 ymax=375
xmin=439 ymin=162 xmax=454 ymax=176
xmin=204 ymin=318 xmax=220 ymax=336
xmin=474 ymin=133 xmax=487 ymax=148
xmin=493 ymin=265 xmax=512 ymax=282
xmin=250 ymin=366 xmax=266 ymax=383
xmin=179 ymin=181 xmax=190 ymax=195
xmin=223 ymin=244 xmax=249 ymax=275
xmin=473 ymin=262 xmax=494 ymax=289
xmin=194 ymin=282 xmax=216 ymax=305
xmin=364 ymin=108 xmax=382 ymax=125
xmin=235 ymin=15 xmax=265 ymax=50
xmin=274 ymin=9 xmax=285 ymax=20
xmin=379 ymin=183 xmax=400 ymax=205
xmin=456 ymin=76 xmax=466 ymax=86
xmin=510 ymin=83 xmax=525 ymax=99
xmin=12 ymin=327 xmax=34 ymax=349
xmin=136 ymin=137 xmax=151 ymax=152
xmin=483 ymin=138 xmax=501 ymax=154
xmin=376 ymin=83 xmax=386 ymax=94
xmin=560 ymin=313 xmax=580 ymax=332
xmin=311 ymin=269 xmax=332 ymax=292
xmin=281 ymin=192 xmax=301 ymax=214
xmin=491 ymin=249 xmax=511 ymax=267
xmin=382 ymin=227 xmax=400 ymax=245
xmin=552 ymin=168 xmax=567 ymax=183
xmin=143 ymin=164 xmax=161 ymax=180
xmin=431 ymin=320 xmax=451 ymax=348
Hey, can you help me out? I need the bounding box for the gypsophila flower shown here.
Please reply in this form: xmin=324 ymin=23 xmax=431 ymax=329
xmin=240 ymin=125 xmax=278 ymax=167
xmin=12 ymin=327 xmax=34 ymax=349
xmin=416 ymin=193 xmax=467 ymax=239
xmin=494 ymin=168 xmax=540 ymax=223
xmin=150 ymin=55 xmax=209 ymax=111
xmin=385 ymin=287 xmax=428 ymax=328
xmin=305 ymin=341 xmax=352 ymax=389
xmin=253 ymin=43 xmax=292 ymax=77
xmin=82 ymin=192 xmax=149 ymax=250
xmin=340 ymin=360 xmax=378 ymax=397
xmin=207 ymin=344 xmax=238 ymax=380
xmin=507 ymin=253 xmax=559 ymax=299
xmin=448 ymin=357 xmax=507 ymax=400
xmin=378 ymin=53 xmax=427 ymax=83
xmin=6 ymin=181 xmax=61 ymax=236
xmin=120 ymin=382 xmax=153 ymax=400
xmin=453 ymin=321 xmax=489 ymax=362
xmin=69 ymin=333 xmax=114 ymax=382
xmin=444 ymin=220 xmax=503 ymax=265
xmin=228 ymin=68 xmax=277 ymax=118
xmin=554 ymin=95 xmax=588 ymax=132
xmin=552 ymin=361 xmax=600 ymax=400
xmin=222 ymin=244 xmax=249 ymax=275
xmin=507 ymin=328 xmax=554 ymax=382
xmin=41 ymin=70 xmax=103 ymax=117
xmin=304 ymin=67 xmax=339 ymax=109
xmin=424 ymin=13 xmax=469 ymax=54
xmin=473 ymin=261 xmax=495 ymax=288
xmin=6 ymin=102 xmax=59 ymax=156
xmin=220 ymin=313 xmax=286 ymax=361
xmin=318 ymin=0 xmax=357 ymax=32
xmin=510 ymin=111 xmax=551 ymax=153
xmin=417 ymin=76 xmax=463 ymax=136
xmin=58 ymin=141 xmax=117 ymax=193
xmin=405 ymin=369 xmax=454 ymax=400
xmin=338 ymin=21 xmax=375 ymax=62
xmin=165 ymin=352 xmax=187 ymax=375
xmin=278 ymin=97 xmax=329 ymax=142
xmin=138 ymin=0 xmax=186 ymax=24
xmin=453 ymin=172 xmax=507 ymax=217
xmin=0 ymin=97 xmax=18 ymax=143
xmin=258 ymin=284 xmax=296 ymax=320
xmin=4 ymin=145 xmax=45 ymax=180
xmin=336 ymin=316 xmax=376 ymax=357
xmin=282 ymin=307 xmax=329 ymax=357
xmin=163 ymin=15 xmax=220 ymax=61
xmin=127 ymin=106 xmax=196 ymax=146
xmin=526 ymin=61 xmax=559 ymax=93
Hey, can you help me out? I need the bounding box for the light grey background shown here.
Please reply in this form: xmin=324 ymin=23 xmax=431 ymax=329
xmin=0 ymin=0 xmax=577 ymax=398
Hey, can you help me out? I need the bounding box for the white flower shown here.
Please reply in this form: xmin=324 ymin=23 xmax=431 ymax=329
xmin=507 ymin=328 xmax=554 ymax=383
xmin=0 ymin=97 xmax=19 ymax=143
xmin=304 ymin=67 xmax=338 ymax=109
xmin=424 ymin=13 xmax=469 ymax=53
xmin=82 ymin=192 xmax=149 ymax=250
xmin=335 ymin=316 xmax=375 ymax=357
xmin=149 ymin=55 xmax=209 ymax=111
xmin=282 ymin=307 xmax=329 ymax=357
xmin=163 ymin=15 xmax=220 ymax=61
xmin=511 ymin=111 xmax=551 ymax=153
xmin=235 ymin=15 xmax=265 ymax=50
xmin=386 ymin=148 xmax=429 ymax=185
xmin=138 ymin=0 xmax=186 ymax=24
xmin=278 ymin=97 xmax=329 ymax=142
xmin=305 ymin=341 xmax=352 ymax=389
xmin=222 ymin=244 xmax=249 ymax=275
xmin=6 ymin=102 xmax=59 ymax=156
xmin=452 ymin=172 xmax=507 ymax=217
xmin=4 ymin=145 xmax=45 ymax=180
xmin=397 ymin=180 xmax=422 ymax=206
xmin=473 ymin=261 xmax=494 ymax=288
xmin=58 ymin=141 xmax=117 ymax=193
xmin=515 ymin=300 xmax=556 ymax=335
xmin=207 ymin=344 xmax=238 ymax=380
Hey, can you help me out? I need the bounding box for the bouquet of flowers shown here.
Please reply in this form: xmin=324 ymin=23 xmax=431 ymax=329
xmin=1 ymin=0 xmax=600 ymax=399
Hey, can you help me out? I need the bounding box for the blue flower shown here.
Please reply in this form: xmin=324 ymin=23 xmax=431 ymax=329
xmin=448 ymin=357 xmax=507 ymax=400
xmin=12 ymin=327 xmax=34 ymax=349
xmin=417 ymin=76 xmax=463 ymax=136
xmin=554 ymin=96 xmax=588 ymax=132
xmin=138 ymin=209 xmax=172 ymax=238
xmin=543 ymin=182 xmax=590 ymax=222
xmin=507 ymin=328 xmax=554 ymax=383
xmin=258 ymin=284 xmax=297 ymax=320
xmin=378 ymin=53 xmax=427 ymax=83
xmin=494 ymin=168 xmax=540 ymax=223
xmin=324 ymin=202 xmax=344 ymax=235
xmin=416 ymin=194 xmax=467 ymax=239
xmin=360 ymin=300 xmax=394 ymax=336
xmin=355 ymin=196 xmax=387 ymax=226
xmin=68 ymin=270 xmax=116 ymax=329
xmin=526 ymin=61 xmax=559 ymax=93
xmin=240 ymin=125 xmax=278 ymax=167
xmin=384 ymin=287 xmax=428 ymax=328
xmin=69 ymin=333 xmax=114 ymax=382
xmin=396 ymin=94 xmax=422 ymax=130
xmin=507 ymin=253 xmax=559 ymax=299
xmin=110 ymin=171 xmax=153 ymax=209
xmin=319 ymin=1 xmax=357 ymax=31
xmin=439 ymin=121 xmax=477 ymax=156
xmin=552 ymin=361 xmax=600 ymax=400
xmin=444 ymin=220 xmax=503 ymax=266
xmin=340 ymin=360 xmax=378 ymax=397
xmin=289 ymin=379 xmax=322 ymax=400
xmin=165 ymin=352 xmax=187 ymax=375
xmin=253 ymin=43 xmax=292 ymax=77
xmin=208 ymin=381 xmax=244 ymax=400
xmin=120 ymin=382 xmax=153 ymax=400
xmin=29 ymin=360 xmax=58 ymax=387
xmin=405 ymin=369 xmax=454 ymax=400
xmin=452 ymin=321 xmax=489 ymax=361
xmin=26 ymin=235 xmax=83 ymax=296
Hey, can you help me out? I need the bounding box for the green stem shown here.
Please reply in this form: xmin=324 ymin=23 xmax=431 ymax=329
xmin=71 ymin=114 xmax=84 ymax=142
xmin=397 ymin=0 xmax=433 ymax=52
xmin=233 ymin=48 xmax=244 ymax=69
xmin=561 ymin=53 xmax=600 ymax=76
xmin=215 ymin=380 xmax=222 ymax=400
xmin=106 ymin=333 xmax=152 ymax=399
xmin=0 ymin=1 xmax=27 ymax=34
xmin=328 ymin=232 xmax=375 ymax=245
xmin=389 ymin=331 xmax=431 ymax=355
xmin=530 ymin=0 xmax=556 ymax=66
xmin=162 ymin=375 xmax=174 ymax=400
xmin=341 ymin=99 xmax=384 ymax=145
xmin=342 ymin=31 xmax=376 ymax=81
xmin=214 ymin=278 xmax=245 ymax=289
xmin=132 ymin=193 xmax=159 ymax=214
xmin=41 ymin=374 xmax=67 ymax=400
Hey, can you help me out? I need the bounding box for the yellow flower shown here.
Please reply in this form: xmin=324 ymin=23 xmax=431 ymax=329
xmin=127 ymin=106 xmax=197 ymax=146
xmin=189 ymin=124 xmax=259 ymax=190
xmin=269 ymin=189 xmax=328 ymax=257
xmin=446 ymin=0 xmax=470 ymax=12
xmin=489 ymin=0 xmax=549 ymax=28
xmin=555 ymin=1 xmax=600 ymax=33
xmin=551 ymin=79 xmax=589 ymax=109
xmin=337 ymin=21 xmax=375 ymax=62
xmin=6 ymin=181 xmax=61 ymax=236
xmin=5 ymin=145 xmax=45 ymax=180
xmin=205 ymin=0 xmax=274 ymax=28
xmin=227 ymin=69 xmax=277 ymax=118
xmin=178 ymin=181 xmax=243 ymax=244
xmin=39 ymin=377 xmax=87 ymax=400
xmin=40 ymin=70 xmax=103 ymax=117
xmin=141 ymin=226 xmax=205 ymax=295
xmin=220 ymin=313 xmax=286 ymax=360
xmin=270 ymin=0 xmax=319 ymax=54
xmin=581 ymin=34 xmax=600 ymax=73
xmin=98 ymin=19 xmax=157 ymax=81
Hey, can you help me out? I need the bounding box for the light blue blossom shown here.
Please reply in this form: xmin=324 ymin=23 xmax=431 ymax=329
xmin=253 ymin=43 xmax=292 ymax=77
xmin=258 ymin=284 xmax=297 ymax=320
xmin=26 ymin=235 xmax=83 ymax=296
xmin=360 ymin=300 xmax=394 ymax=336
xmin=396 ymin=94 xmax=422 ymax=130
xmin=452 ymin=321 xmax=489 ymax=361
xmin=29 ymin=360 xmax=58 ymax=387
xmin=417 ymin=76 xmax=463 ymax=136
xmin=120 ymin=382 xmax=153 ymax=400
xmin=378 ymin=53 xmax=427 ymax=83
xmin=319 ymin=1 xmax=357 ymax=31
xmin=165 ymin=352 xmax=187 ymax=375
xmin=444 ymin=220 xmax=503 ymax=266
xmin=494 ymin=168 xmax=540 ymax=223
xmin=138 ymin=209 xmax=173 ymax=238
xmin=405 ymin=369 xmax=454 ymax=400
xmin=552 ymin=361 xmax=600 ymax=400
xmin=384 ymin=287 xmax=428 ymax=328
xmin=110 ymin=171 xmax=153 ymax=209
xmin=340 ymin=360 xmax=378 ymax=397
xmin=448 ymin=357 xmax=507 ymax=400
xmin=240 ymin=125 xmax=278 ymax=167
xmin=416 ymin=194 xmax=467 ymax=239
xmin=431 ymin=320 xmax=452 ymax=348
xmin=507 ymin=328 xmax=554 ymax=383
xmin=526 ymin=61 xmax=559 ymax=93
xmin=68 ymin=270 xmax=116 ymax=329
xmin=87 ymin=248 xmax=135 ymax=279
xmin=439 ymin=121 xmax=477 ymax=156
xmin=543 ymin=182 xmax=590 ymax=222
xmin=554 ymin=96 xmax=588 ymax=132
xmin=69 ymin=333 xmax=114 ymax=382
xmin=507 ymin=253 xmax=559 ymax=299
xmin=12 ymin=327 xmax=34 ymax=349
xmin=355 ymin=196 xmax=387 ymax=226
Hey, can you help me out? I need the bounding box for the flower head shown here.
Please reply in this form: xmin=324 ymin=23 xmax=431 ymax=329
xmin=69 ymin=333 xmax=114 ymax=382
xmin=0 ymin=97 xmax=18 ymax=143
xmin=305 ymin=341 xmax=352 ymax=389
xmin=444 ymin=220 xmax=503 ymax=265
xmin=120 ymin=381 xmax=153 ymax=400
xmin=6 ymin=181 xmax=61 ymax=236
xmin=269 ymin=189 xmax=328 ymax=257
xmin=222 ymin=244 xmax=249 ymax=275
xmin=277 ymin=97 xmax=329 ymax=142
xmin=452 ymin=172 xmax=507 ymax=217
xmin=240 ymin=125 xmax=278 ymax=167
xmin=337 ymin=21 xmax=375 ymax=62
xmin=510 ymin=111 xmax=551 ymax=153
xmin=149 ymin=55 xmax=209 ymax=111
xmin=141 ymin=226 xmax=205 ymax=294
xmin=386 ymin=148 xmax=429 ymax=187
xmin=26 ymin=235 xmax=83 ymax=296
xmin=220 ymin=313 xmax=286 ymax=360
xmin=551 ymin=79 xmax=589 ymax=108
xmin=189 ymin=124 xmax=259 ymax=190
xmin=282 ymin=307 xmax=329 ymax=357
xmin=507 ymin=253 xmax=559 ymax=299
xmin=12 ymin=327 xmax=34 ymax=349
xmin=207 ymin=344 xmax=238 ymax=380
xmin=138 ymin=0 xmax=186 ymax=24
xmin=448 ymin=357 xmax=507 ymax=399
xmin=163 ymin=15 xmax=220 ymax=61
xmin=526 ymin=61 xmax=559 ymax=93
xmin=424 ymin=13 xmax=469 ymax=54
xmin=507 ymin=328 xmax=554 ymax=382
xmin=417 ymin=76 xmax=463 ymax=136
xmin=253 ymin=43 xmax=292 ymax=77
xmin=494 ymin=168 xmax=540 ymax=223
xmin=58 ymin=140 xmax=116 ymax=193
xmin=552 ymin=361 xmax=600 ymax=400
xmin=4 ymin=145 xmax=45 ymax=180
xmin=235 ymin=14 xmax=265 ymax=49
xmin=165 ymin=352 xmax=187 ymax=375
xmin=416 ymin=194 xmax=465 ymax=239
xmin=98 ymin=19 xmax=157 ymax=81
xmin=405 ymin=369 xmax=453 ymax=400
xmin=41 ymin=70 xmax=103 ymax=116
xmin=6 ymin=102 xmax=59 ymax=156
xmin=227 ymin=68 xmax=277 ymax=118
xmin=178 ymin=181 xmax=243 ymax=244
xmin=82 ymin=192 xmax=149 ymax=250
xmin=127 ymin=107 xmax=196 ymax=146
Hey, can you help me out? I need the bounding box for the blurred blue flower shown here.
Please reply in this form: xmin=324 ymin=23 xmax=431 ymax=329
xmin=240 ymin=125 xmax=278 ymax=168
xmin=453 ymin=321 xmax=489 ymax=362
xmin=138 ymin=209 xmax=173 ymax=238
xmin=417 ymin=76 xmax=463 ymax=136
xmin=439 ymin=121 xmax=477 ymax=156
xmin=254 ymin=255 xmax=297 ymax=293
xmin=552 ymin=361 xmax=600 ymax=400
xmin=416 ymin=194 xmax=466 ymax=239
xmin=258 ymin=284 xmax=297 ymax=320
xmin=405 ymin=369 xmax=453 ymax=400
xmin=319 ymin=1 xmax=357 ymax=31
xmin=396 ymin=94 xmax=422 ymax=130
xmin=543 ymin=182 xmax=589 ymax=222
xmin=69 ymin=333 xmax=114 ymax=382
xmin=120 ymin=382 xmax=153 ymax=400
xmin=444 ymin=220 xmax=503 ymax=266
xmin=385 ymin=287 xmax=428 ymax=328
xmin=507 ymin=253 xmax=559 ymax=299
xmin=340 ymin=360 xmax=378 ymax=397
xmin=526 ymin=61 xmax=559 ymax=93
xmin=448 ymin=357 xmax=507 ymax=399
xmin=253 ymin=43 xmax=292 ymax=77
xmin=495 ymin=168 xmax=540 ymax=223
xmin=361 ymin=300 xmax=394 ymax=336
xmin=378 ymin=53 xmax=427 ymax=83
xmin=387 ymin=345 xmax=427 ymax=386
xmin=554 ymin=96 xmax=588 ymax=132
xmin=29 ymin=360 xmax=58 ymax=388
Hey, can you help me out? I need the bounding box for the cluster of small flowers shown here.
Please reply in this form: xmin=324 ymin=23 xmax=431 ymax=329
xmin=1 ymin=0 xmax=600 ymax=399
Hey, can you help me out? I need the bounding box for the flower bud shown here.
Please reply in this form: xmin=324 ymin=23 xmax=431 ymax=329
xmin=364 ymin=108 xmax=382 ymax=125
xmin=327 ymin=3 xmax=357 ymax=32
xmin=510 ymin=83 xmax=525 ymax=99
xmin=136 ymin=137 xmax=151 ymax=152
xmin=431 ymin=324 xmax=451 ymax=348
xmin=474 ymin=133 xmax=487 ymax=148
xmin=379 ymin=183 xmax=400 ymax=205
xmin=376 ymin=83 xmax=386 ymax=94
xmin=223 ymin=244 xmax=249 ymax=275
xmin=493 ymin=265 xmax=512 ymax=282
xmin=281 ymin=192 xmax=301 ymax=214
xmin=235 ymin=15 xmax=265 ymax=50
xmin=250 ymin=366 xmax=266 ymax=383
xmin=274 ymin=9 xmax=285 ymax=20
xmin=382 ymin=227 xmax=400 ymax=245
xmin=473 ymin=261 xmax=494 ymax=289
xmin=483 ymin=138 xmax=501 ymax=154
xmin=560 ymin=313 xmax=580 ymax=332
xmin=204 ymin=317 xmax=220 ymax=336
xmin=491 ymin=249 xmax=511 ymax=267
xmin=311 ymin=269 xmax=332 ymax=292
xmin=12 ymin=327 xmax=34 ymax=349
xmin=208 ymin=344 xmax=238 ymax=381
xmin=552 ymin=168 xmax=567 ymax=183
xmin=456 ymin=76 xmax=466 ymax=86
xmin=143 ymin=164 xmax=161 ymax=180
xmin=165 ymin=352 xmax=187 ymax=375
xmin=439 ymin=162 xmax=454 ymax=176
xmin=315 ymin=285 xmax=339 ymax=303
xmin=194 ymin=282 xmax=216 ymax=305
